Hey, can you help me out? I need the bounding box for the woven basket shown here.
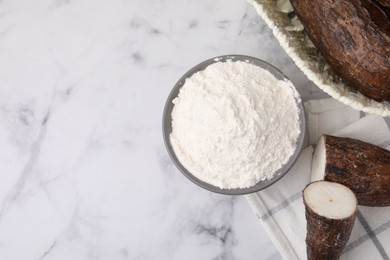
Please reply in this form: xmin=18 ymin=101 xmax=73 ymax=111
xmin=248 ymin=0 xmax=390 ymax=116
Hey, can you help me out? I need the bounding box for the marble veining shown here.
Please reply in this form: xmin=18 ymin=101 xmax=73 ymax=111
xmin=0 ymin=0 xmax=328 ymax=259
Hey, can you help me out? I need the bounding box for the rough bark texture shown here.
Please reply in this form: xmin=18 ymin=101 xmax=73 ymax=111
xmin=323 ymin=135 xmax=390 ymax=206
xmin=290 ymin=0 xmax=390 ymax=101
xmin=304 ymin=199 xmax=356 ymax=260
xmin=375 ymin=0 xmax=390 ymax=8
xmin=303 ymin=183 xmax=357 ymax=260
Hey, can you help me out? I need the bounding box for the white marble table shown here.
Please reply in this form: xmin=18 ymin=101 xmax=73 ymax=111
xmin=0 ymin=0 xmax=328 ymax=259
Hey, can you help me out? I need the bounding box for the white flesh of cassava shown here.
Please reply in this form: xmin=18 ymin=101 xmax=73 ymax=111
xmin=311 ymin=135 xmax=326 ymax=182
xmin=304 ymin=181 xmax=357 ymax=219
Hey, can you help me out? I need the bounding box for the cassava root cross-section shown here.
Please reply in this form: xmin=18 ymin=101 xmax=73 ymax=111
xmin=312 ymin=134 xmax=390 ymax=206
xmin=303 ymin=181 xmax=357 ymax=260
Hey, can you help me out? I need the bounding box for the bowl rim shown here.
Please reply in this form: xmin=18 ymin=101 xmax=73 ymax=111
xmin=162 ymin=54 xmax=307 ymax=195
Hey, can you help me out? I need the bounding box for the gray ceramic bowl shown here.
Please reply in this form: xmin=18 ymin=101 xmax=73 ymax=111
xmin=162 ymin=55 xmax=306 ymax=195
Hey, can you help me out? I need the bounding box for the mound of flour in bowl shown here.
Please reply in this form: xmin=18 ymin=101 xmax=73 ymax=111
xmin=170 ymin=60 xmax=300 ymax=189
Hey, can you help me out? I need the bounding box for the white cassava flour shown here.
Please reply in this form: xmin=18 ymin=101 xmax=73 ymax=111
xmin=170 ymin=60 xmax=300 ymax=189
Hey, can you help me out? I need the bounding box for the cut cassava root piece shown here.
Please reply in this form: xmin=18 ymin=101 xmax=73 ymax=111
xmin=312 ymin=135 xmax=390 ymax=206
xmin=290 ymin=0 xmax=390 ymax=101
xmin=303 ymin=181 xmax=357 ymax=260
